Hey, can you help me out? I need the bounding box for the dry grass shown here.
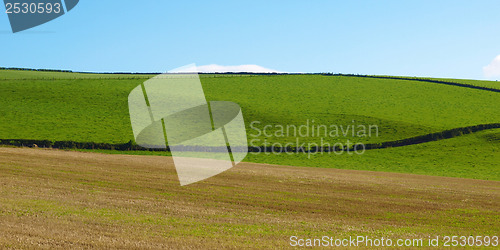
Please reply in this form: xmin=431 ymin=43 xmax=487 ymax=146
xmin=0 ymin=147 xmax=498 ymax=249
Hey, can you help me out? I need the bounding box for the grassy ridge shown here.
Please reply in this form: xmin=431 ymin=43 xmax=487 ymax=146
xmin=204 ymin=75 xmax=499 ymax=144
xmin=0 ymin=69 xmax=155 ymax=80
xmin=0 ymin=72 xmax=498 ymax=145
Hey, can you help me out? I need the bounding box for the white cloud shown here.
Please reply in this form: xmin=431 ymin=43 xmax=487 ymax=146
xmin=483 ymin=55 xmax=500 ymax=78
xmin=169 ymin=64 xmax=283 ymax=73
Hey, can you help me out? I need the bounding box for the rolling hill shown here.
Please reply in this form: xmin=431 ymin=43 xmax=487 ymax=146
xmin=0 ymin=69 xmax=498 ymax=180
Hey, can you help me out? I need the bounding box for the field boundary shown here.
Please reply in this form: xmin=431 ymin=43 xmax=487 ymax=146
xmin=332 ymin=74 xmax=500 ymax=93
xmin=250 ymin=123 xmax=500 ymax=152
xmin=1 ymin=123 xmax=498 ymax=153
xmin=2 ymin=68 xmax=499 ymax=92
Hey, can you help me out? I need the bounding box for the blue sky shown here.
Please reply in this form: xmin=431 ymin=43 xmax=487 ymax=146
xmin=1 ymin=0 xmax=500 ymax=79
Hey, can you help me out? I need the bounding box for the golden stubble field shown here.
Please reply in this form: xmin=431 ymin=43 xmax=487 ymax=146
xmin=0 ymin=147 xmax=498 ymax=248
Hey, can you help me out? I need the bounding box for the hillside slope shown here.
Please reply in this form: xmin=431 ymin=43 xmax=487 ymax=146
xmin=0 ymin=70 xmax=498 ymax=180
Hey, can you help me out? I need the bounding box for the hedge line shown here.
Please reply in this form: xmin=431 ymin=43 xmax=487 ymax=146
xmin=0 ymin=139 xmax=151 ymax=151
xmin=326 ymin=74 xmax=500 ymax=93
xmin=362 ymin=123 xmax=500 ymax=150
xmin=1 ymin=123 xmax=498 ymax=153
xmin=0 ymin=67 xmax=72 ymax=73
xmin=248 ymin=123 xmax=500 ymax=153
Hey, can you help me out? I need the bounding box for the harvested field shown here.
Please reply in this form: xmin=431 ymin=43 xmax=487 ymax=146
xmin=0 ymin=147 xmax=498 ymax=248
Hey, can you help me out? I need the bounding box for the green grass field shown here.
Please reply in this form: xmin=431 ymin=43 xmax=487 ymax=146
xmin=0 ymin=69 xmax=499 ymax=180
